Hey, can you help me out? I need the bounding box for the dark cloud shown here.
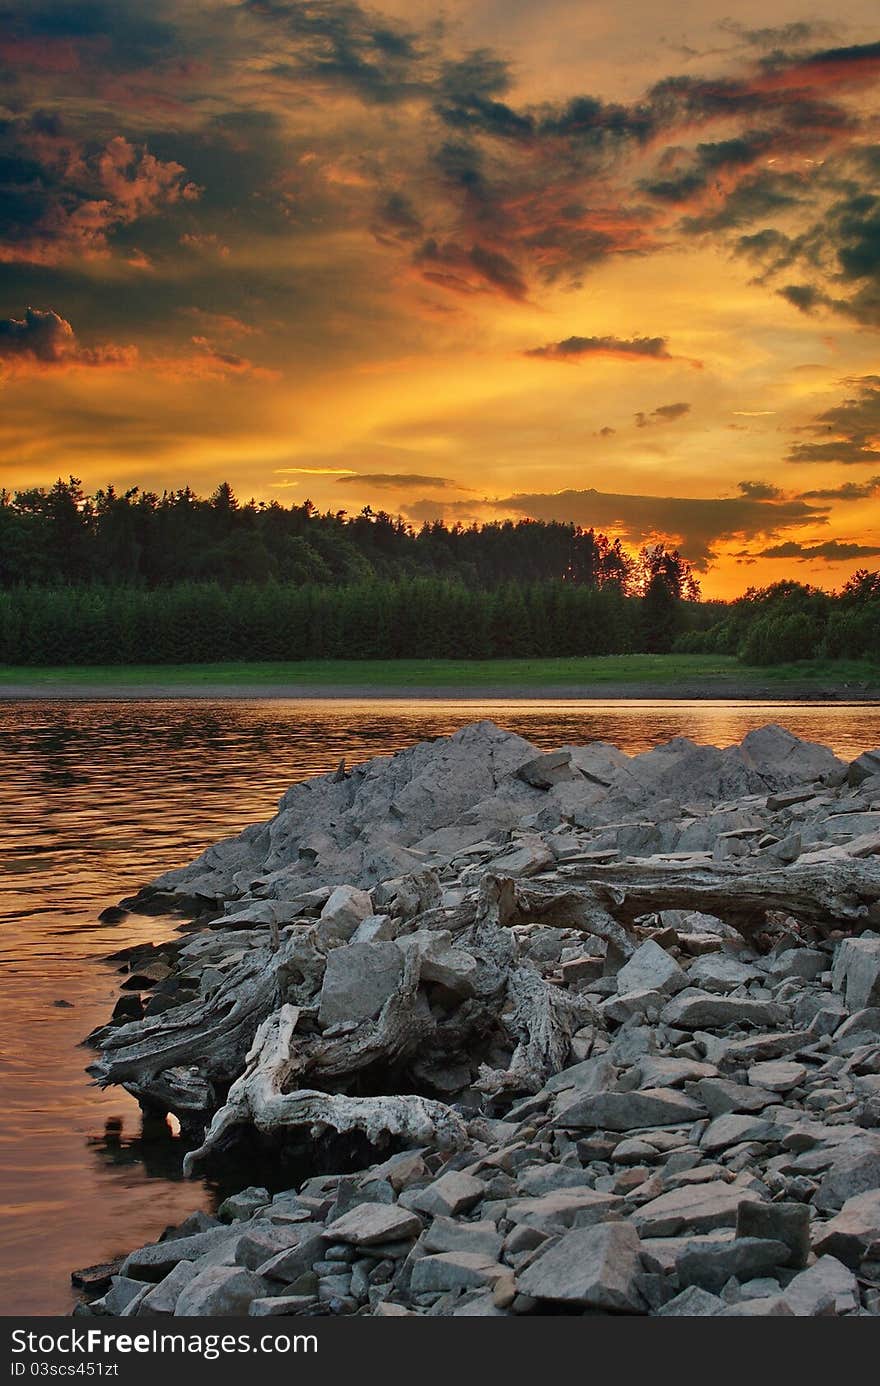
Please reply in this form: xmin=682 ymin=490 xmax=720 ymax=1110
xmin=0 ymin=305 xmax=133 ymax=369
xmin=680 ymin=168 xmax=806 ymax=235
xmin=474 ymin=486 xmax=829 ymax=568
xmin=336 ymin=472 xmax=455 ymax=489
xmin=537 ymin=95 xmax=654 ymax=146
xmin=787 ymin=377 xmax=880 ymax=465
xmin=414 ymin=236 xmax=527 ymax=299
xmin=635 ymin=401 xmax=691 ymax=428
xmin=735 ymin=177 xmax=880 ymax=328
xmin=719 ymin=20 xmax=836 ymax=49
xmin=526 ymin=334 xmax=674 ymax=362
xmin=0 ymin=124 xmax=200 ymax=266
xmin=800 ymin=477 xmax=880 ymax=500
xmin=641 ymin=131 xmax=777 ymax=204
xmin=0 ymin=0 xmax=178 ymax=68
xmin=372 ymin=191 xmax=423 ymax=243
xmin=756 ymin=539 xmax=880 ymax=561
xmin=248 ymin=0 xmax=429 ymax=104
xmin=738 ymin=480 xmax=782 ymax=499
xmin=436 ymin=55 xmax=535 ymax=142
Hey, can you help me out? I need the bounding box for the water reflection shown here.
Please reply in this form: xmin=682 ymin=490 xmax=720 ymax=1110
xmin=1 ymin=697 xmax=878 ymax=1313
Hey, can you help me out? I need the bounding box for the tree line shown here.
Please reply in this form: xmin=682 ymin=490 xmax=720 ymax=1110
xmin=679 ymin=572 xmax=880 ymax=665
xmin=0 ymin=478 xmax=876 ymax=667
xmin=0 ymin=477 xmax=697 ymax=594
xmin=0 ymin=577 xmax=706 ymax=665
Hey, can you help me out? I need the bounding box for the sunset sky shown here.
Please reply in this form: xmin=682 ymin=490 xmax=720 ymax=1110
xmin=1 ymin=1 xmax=879 ymax=595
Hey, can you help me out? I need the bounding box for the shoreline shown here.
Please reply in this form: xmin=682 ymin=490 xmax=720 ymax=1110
xmin=2 ymin=679 xmax=880 ymax=702
xmin=79 ymin=724 xmax=880 ymax=1319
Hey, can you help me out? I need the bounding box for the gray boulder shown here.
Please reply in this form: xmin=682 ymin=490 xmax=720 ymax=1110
xmin=318 ymin=940 xmax=403 ymax=1028
xmin=517 ymin=1222 xmax=645 ymax=1312
xmin=832 ymin=935 xmax=880 ymax=1011
xmin=175 ymin=1266 xmax=268 ymax=1317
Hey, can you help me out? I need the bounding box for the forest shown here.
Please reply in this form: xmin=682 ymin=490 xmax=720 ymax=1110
xmin=0 ymin=478 xmax=877 ymax=666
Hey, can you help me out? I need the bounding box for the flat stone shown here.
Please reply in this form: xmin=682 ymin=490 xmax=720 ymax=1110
xmin=410 ymin=1171 xmax=486 ymax=1217
xmin=748 ymin=1061 xmax=806 ymax=1093
xmin=631 ymin=1056 xmax=718 ymax=1089
xmin=832 ymin=936 xmax=880 ymax=1011
xmin=783 ymin=1255 xmax=860 ymax=1316
xmin=736 ymin=1201 xmax=810 ymax=1269
xmin=661 ymin=989 xmax=786 ymax=1030
xmin=322 ymin=1203 xmax=421 ymax=1247
xmin=138 ymin=1261 xmax=199 ymax=1316
xmin=219 ymin=1187 xmax=270 ymax=1222
xmin=317 ymin=940 xmax=403 ymax=1028
xmin=695 ymin=1078 xmax=777 ymax=1117
xmin=685 ymin=956 xmax=756 ymax=994
xmin=101 ymin=1277 xmax=149 ymax=1315
xmin=315 ymin=884 xmax=373 ymax=947
xmin=655 ymin=1286 xmax=724 ymax=1316
xmin=720 ymin=1297 xmax=794 ymax=1316
xmin=766 ymin=949 xmax=827 ymax=982
xmin=517 ymin=1221 xmax=645 ymax=1312
xmin=122 ymin=1227 xmax=236 ymax=1282
xmin=676 ymin=1237 xmax=790 ymax=1292
xmin=410 ymin=1252 xmax=508 ymax=1294
xmin=601 ymin=989 xmax=664 ymax=1024
xmin=249 ymin=1296 xmax=316 ymax=1316
xmin=555 ymin=1087 xmax=704 ymax=1131
xmin=814 ymin=1140 xmax=880 ymax=1211
xmin=507 ymin=1188 xmax=622 ymax=1232
xmin=848 ymin=749 xmax=880 ymax=786
xmin=516 ymin=751 xmax=580 ymax=789
xmin=701 ymin=1113 xmax=774 ymax=1153
xmin=812 ymin=1189 xmax=880 ymax=1266
xmin=615 ymin=940 xmax=686 ymax=998
xmin=422 ymin=1217 xmax=503 ymax=1259
xmin=632 ymin=1181 xmax=762 ymax=1238
xmin=235 ymin=1223 xmax=303 ymax=1270
xmin=489 ymin=840 xmax=555 ymax=878
xmin=257 ymin=1232 xmax=326 ymax=1283
xmin=175 ymin=1266 xmax=268 ymax=1317
xmin=516 ymin=1164 xmax=596 ymax=1197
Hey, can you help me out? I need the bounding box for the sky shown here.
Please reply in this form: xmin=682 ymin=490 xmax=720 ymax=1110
xmin=0 ymin=1 xmax=879 ymax=596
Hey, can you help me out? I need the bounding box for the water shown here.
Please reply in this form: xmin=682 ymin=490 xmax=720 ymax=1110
xmin=1 ymin=697 xmax=879 ymax=1314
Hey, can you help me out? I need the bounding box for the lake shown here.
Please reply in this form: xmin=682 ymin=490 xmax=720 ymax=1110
xmin=1 ymin=697 xmax=879 ymax=1314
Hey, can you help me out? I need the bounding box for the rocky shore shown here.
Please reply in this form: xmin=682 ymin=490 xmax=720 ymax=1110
xmin=77 ymin=722 xmax=880 ymax=1317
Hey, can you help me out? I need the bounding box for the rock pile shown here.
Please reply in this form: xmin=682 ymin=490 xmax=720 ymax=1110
xmin=80 ymin=722 xmax=880 ymax=1317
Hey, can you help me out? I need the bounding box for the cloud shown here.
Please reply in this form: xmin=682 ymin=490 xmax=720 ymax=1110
xmin=0 ymin=306 xmax=135 ymax=372
xmin=787 ymin=376 xmax=880 ymax=465
xmin=335 ymin=472 xmax=456 ymax=488
xmin=244 ymin=0 xmax=431 ymax=105
xmin=738 ymin=480 xmax=782 ymax=499
xmin=718 ymin=21 xmax=837 ymax=50
xmin=526 ymin=335 xmax=676 ymax=363
xmin=415 ymin=237 xmax=528 ymax=300
xmin=756 ymin=539 xmax=880 ymax=561
xmin=0 ymin=129 xmax=200 ymax=266
xmin=635 ymin=401 xmax=691 ymax=428
xmin=407 ymin=485 xmax=830 ymax=569
xmin=799 ymin=477 xmax=880 ymax=500
xmin=274 ymin=467 xmax=356 ymax=476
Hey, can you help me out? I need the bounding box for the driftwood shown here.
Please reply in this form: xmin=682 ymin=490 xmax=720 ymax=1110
xmin=89 ymin=931 xmax=324 ymax=1098
xmin=555 ymin=858 xmax=880 ymax=932
xmin=97 ymin=867 xmax=595 ymax=1170
xmin=183 ymin=1004 xmax=468 ymax=1174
